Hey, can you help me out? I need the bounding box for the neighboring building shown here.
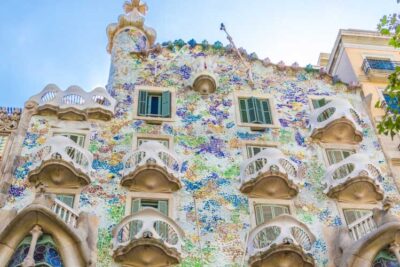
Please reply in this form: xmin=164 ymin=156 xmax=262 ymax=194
xmin=324 ymin=28 xmax=400 ymax=206
xmin=0 ymin=2 xmax=400 ymax=267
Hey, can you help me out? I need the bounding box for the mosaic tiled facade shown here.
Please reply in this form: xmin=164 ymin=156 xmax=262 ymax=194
xmin=1 ymin=1 xmax=400 ymax=267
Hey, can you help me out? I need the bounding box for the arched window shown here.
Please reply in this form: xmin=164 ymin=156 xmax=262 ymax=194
xmin=8 ymin=234 xmax=63 ymax=267
xmin=372 ymin=247 xmax=399 ymax=267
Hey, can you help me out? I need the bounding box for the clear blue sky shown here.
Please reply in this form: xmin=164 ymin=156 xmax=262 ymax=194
xmin=0 ymin=0 xmax=398 ymax=108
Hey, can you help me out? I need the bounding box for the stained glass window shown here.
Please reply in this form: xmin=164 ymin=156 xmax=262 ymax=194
xmin=372 ymin=247 xmax=399 ymax=267
xmin=8 ymin=234 xmax=63 ymax=267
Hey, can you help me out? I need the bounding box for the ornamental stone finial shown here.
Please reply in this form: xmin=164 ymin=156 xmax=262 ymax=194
xmin=123 ymin=0 xmax=148 ymax=15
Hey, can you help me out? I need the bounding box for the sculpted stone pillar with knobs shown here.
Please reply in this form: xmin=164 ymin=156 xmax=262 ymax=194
xmin=21 ymin=225 xmax=43 ymax=267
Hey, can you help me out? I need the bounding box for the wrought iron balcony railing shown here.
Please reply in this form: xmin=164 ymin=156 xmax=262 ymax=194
xmin=362 ymin=58 xmax=400 ymax=75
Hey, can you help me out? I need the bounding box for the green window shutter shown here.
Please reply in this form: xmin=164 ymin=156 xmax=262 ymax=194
xmin=261 ymin=100 xmax=272 ymax=124
xmin=312 ymin=98 xmax=329 ymax=109
xmin=131 ymin=198 xmax=141 ymax=214
xmin=56 ymin=194 xmax=74 ymax=208
xmin=138 ymin=90 xmax=148 ymax=116
xmin=158 ymin=200 xmax=168 ymax=215
xmin=247 ymin=98 xmax=258 ymax=123
xmin=254 ymin=98 xmax=266 ymax=124
xmin=239 ymin=99 xmax=248 ymax=123
xmin=161 ymin=91 xmax=171 ymax=118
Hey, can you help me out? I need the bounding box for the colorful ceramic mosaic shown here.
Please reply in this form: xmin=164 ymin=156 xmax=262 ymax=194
xmin=4 ymin=4 xmax=400 ymax=267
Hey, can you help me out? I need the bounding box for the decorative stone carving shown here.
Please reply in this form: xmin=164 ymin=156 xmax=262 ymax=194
xmin=121 ymin=141 xmax=181 ymax=192
xmin=247 ymin=214 xmax=316 ymax=267
xmin=0 ymin=187 xmax=98 ymax=266
xmin=189 ymin=57 xmax=218 ymax=95
xmin=21 ymin=225 xmax=43 ymax=267
xmin=310 ymin=99 xmax=363 ymax=144
xmin=28 ymin=84 xmax=116 ymax=121
xmin=324 ymin=153 xmax=384 ymax=203
xmin=0 ymin=107 xmax=21 ymax=132
xmin=335 ymin=200 xmax=400 ymax=267
xmin=240 ymin=148 xmax=301 ymax=198
xmin=112 ymin=207 xmax=184 ymax=267
xmin=106 ymin=0 xmax=156 ymax=54
xmin=27 ymin=135 xmax=93 ymax=188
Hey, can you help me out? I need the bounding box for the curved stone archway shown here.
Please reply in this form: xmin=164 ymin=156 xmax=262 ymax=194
xmin=0 ymin=204 xmax=96 ymax=267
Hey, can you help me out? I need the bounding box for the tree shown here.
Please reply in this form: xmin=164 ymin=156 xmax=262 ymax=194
xmin=376 ymin=12 xmax=400 ymax=138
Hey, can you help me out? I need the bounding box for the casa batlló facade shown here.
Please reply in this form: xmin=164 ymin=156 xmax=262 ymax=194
xmin=0 ymin=1 xmax=400 ymax=267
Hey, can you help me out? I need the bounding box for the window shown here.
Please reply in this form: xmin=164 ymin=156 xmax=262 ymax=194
xmin=239 ymin=97 xmax=272 ymax=125
xmin=246 ymin=145 xmax=268 ymax=158
xmin=8 ymin=234 xmax=63 ymax=267
xmin=130 ymin=198 xmax=169 ymax=239
xmin=56 ymin=194 xmax=75 ymax=208
xmin=53 ymin=132 xmax=85 ymax=147
xmin=131 ymin=198 xmax=169 ymax=215
xmin=0 ymin=135 xmax=9 ymax=159
xmin=326 ymin=149 xmax=354 ymax=165
xmin=253 ymin=203 xmax=290 ymax=248
xmin=311 ymin=98 xmax=330 ymax=109
xmin=254 ymin=204 xmax=290 ymax=225
xmin=326 ymin=149 xmax=355 ymax=179
xmin=138 ymin=90 xmax=171 ymax=118
xmin=53 ymin=132 xmax=86 ymax=161
xmin=137 ymin=137 xmax=169 ymax=148
xmin=343 ymin=209 xmax=372 ymax=225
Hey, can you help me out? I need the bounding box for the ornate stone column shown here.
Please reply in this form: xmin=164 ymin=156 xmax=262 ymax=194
xmin=389 ymin=242 xmax=400 ymax=264
xmin=0 ymin=101 xmax=37 ymax=207
xmin=21 ymin=225 xmax=43 ymax=267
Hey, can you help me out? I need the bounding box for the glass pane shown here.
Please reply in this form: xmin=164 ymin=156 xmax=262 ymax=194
xmin=326 ymin=149 xmax=354 ymax=165
xmin=56 ymin=194 xmax=74 ymax=208
xmin=255 ymin=204 xmax=290 ymax=225
xmin=239 ymin=99 xmax=248 ymax=123
xmin=246 ymin=145 xmax=267 ymax=158
xmin=148 ymin=95 xmax=161 ymax=116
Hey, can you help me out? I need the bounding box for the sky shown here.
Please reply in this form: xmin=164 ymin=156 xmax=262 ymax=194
xmin=0 ymin=0 xmax=398 ymax=108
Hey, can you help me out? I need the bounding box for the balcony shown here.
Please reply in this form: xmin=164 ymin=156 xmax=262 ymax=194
xmin=112 ymin=208 xmax=184 ymax=267
xmin=121 ymin=141 xmax=182 ymax=192
xmin=362 ymin=58 xmax=399 ymax=82
xmin=0 ymin=187 xmax=97 ymax=266
xmin=324 ymin=153 xmax=384 ymax=203
xmin=336 ymin=201 xmax=400 ymax=267
xmin=29 ymin=84 xmax=116 ymax=121
xmin=310 ymin=99 xmax=363 ymax=144
xmin=247 ymin=214 xmax=316 ymax=267
xmin=27 ymin=136 xmax=93 ymax=188
xmin=240 ymin=148 xmax=300 ymax=199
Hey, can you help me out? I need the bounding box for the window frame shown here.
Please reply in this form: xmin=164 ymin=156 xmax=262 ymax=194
xmin=248 ymin=198 xmax=294 ymax=228
xmin=308 ymin=95 xmax=335 ymax=111
xmin=51 ymin=129 xmax=89 ymax=150
xmin=133 ymin=86 xmax=176 ymax=123
xmin=242 ymin=141 xmax=278 ymax=159
xmin=337 ymin=202 xmax=379 ymax=226
xmin=234 ymin=92 xmax=279 ymax=130
xmin=320 ymin=143 xmax=358 ymax=168
xmin=125 ymin=192 xmax=175 ymax=218
xmin=39 ymin=187 xmax=81 ymax=210
xmin=134 ymin=133 xmax=173 ymax=150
